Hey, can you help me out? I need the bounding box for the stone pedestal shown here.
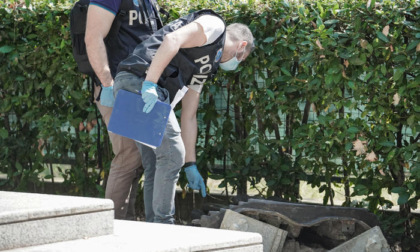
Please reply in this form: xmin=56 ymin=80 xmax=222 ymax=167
xmin=1 ymin=191 xmax=263 ymax=252
xmin=0 ymin=191 xmax=114 ymax=250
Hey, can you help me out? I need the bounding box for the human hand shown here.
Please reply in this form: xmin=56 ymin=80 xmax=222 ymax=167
xmin=141 ymin=80 xmax=158 ymax=113
xmin=100 ymin=85 xmax=115 ymax=107
xmin=184 ymin=163 xmax=206 ymax=197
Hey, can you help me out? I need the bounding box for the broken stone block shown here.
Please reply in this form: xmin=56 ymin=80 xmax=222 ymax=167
xmin=194 ymin=199 xmax=380 ymax=249
xmin=220 ymin=209 xmax=288 ymax=252
xmin=283 ymin=239 xmax=327 ymax=252
xmin=328 ymin=226 xmax=391 ymax=252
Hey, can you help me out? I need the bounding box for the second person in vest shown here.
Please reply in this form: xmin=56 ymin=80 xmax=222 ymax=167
xmin=114 ymin=9 xmax=254 ymax=224
xmin=85 ymin=0 xmax=163 ymax=220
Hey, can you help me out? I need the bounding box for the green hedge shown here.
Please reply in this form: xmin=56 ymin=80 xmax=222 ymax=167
xmin=0 ymin=0 xmax=419 ymax=249
xmin=0 ymin=1 xmax=110 ymax=196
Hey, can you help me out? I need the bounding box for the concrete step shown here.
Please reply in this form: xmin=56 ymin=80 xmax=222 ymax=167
xmin=5 ymin=220 xmax=263 ymax=252
xmin=0 ymin=191 xmax=114 ymax=250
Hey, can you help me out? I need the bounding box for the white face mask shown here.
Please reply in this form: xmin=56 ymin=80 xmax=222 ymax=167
xmin=220 ymin=46 xmax=245 ymax=71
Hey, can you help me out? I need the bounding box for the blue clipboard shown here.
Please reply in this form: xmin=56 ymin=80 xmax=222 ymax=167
xmin=108 ymin=89 xmax=171 ymax=149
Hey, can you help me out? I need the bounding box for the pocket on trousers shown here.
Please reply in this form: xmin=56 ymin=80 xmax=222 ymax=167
xmin=166 ymin=110 xmax=181 ymax=133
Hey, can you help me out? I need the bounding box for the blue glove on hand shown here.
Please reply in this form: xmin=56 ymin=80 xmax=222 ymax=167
xmin=141 ymin=80 xmax=158 ymax=113
xmin=184 ymin=163 xmax=206 ymax=197
xmin=100 ymin=85 xmax=115 ymax=107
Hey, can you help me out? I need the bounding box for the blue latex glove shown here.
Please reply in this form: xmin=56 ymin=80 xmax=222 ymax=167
xmin=141 ymin=80 xmax=158 ymax=113
xmin=100 ymin=85 xmax=115 ymax=107
xmin=184 ymin=164 xmax=206 ymax=197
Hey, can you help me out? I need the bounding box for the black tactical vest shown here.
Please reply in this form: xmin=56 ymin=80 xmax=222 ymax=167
xmin=117 ymin=9 xmax=226 ymax=103
xmin=105 ymin=0 xmax=163 ymax=78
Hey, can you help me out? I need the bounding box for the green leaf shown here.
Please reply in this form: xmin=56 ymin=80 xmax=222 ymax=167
xmin=324 ymin=19 xmax=339 ymax=26
xmin=387 ymin=124 xmax=399 ymax=132
xmin=317 ymin=2 xmax=324 ymax=15
xmin=391 ymin=187 xmax=406 ymax=194
xmin=45 ymin=85 xmax=52 ymax=97
xmin=27 ymin=34 xmax=38 ymax=39
xmin=411 ymin=166 xmax=420 ymax=177
xmin=349 ymin=55 xmax=366 ymax=65
xmin=407 ymin=182 xmax=415 ymax=191
xmin=393 ymin=55 xmax=406 ymax=62
xmin=407 ymin=115 xmax=415 ymax=127
xmin=281 ymin=177 xmax=292 ymax=185
xmin=300 ymin=41 xmax=312 ymax=46
xmin=361 ymin=110 xmax=368 ymax=118
xmin=263 ymin=37 xmax=275 ymax=43
xmin=318 ymin=115 xmax=328 ymax=125
xmin=0 ymin=46 xmax=14 ymax=53
xmin=363 ymin=71 xmax=373 ymax=82
xmin=397 ymin=192 xmax=410 ymax=205
xmin=380 ymin=65 xmax=386 ymax=75
xmin=298 ymin=7 xmax=306 ymax=16
xmin=376 ymin=31 xmax=389 ymax=43
xmin=168 ymin=9 xmax=180 ymax=19
xmin=266 ymin=179 xmax=276 ymax=187
xmin=379 ymin=141 xmax=394 ymax=147
xmin=0 ymin=128 xmax=8 ymax=139
xmin=260 ymin=18 xmax=267 ymax=27
xmin=347 ymin=127 xmax=359 ymax=134
xmin=406 ymin=40 xmax=420 ymax=51
xmin=366 ymin=44 xmax=373 ymax=54
xmin=354 ymin=184 xmax=369 ymax=195
xmin=325 ymin=74 xmax=333 ymax=86
xmin=16 ymin=162 xmax=23 ymax=172
xmin=393 ymin=68 xmax=405 ymax=81
xmin=280 ymin=67 xmax=292 ymax=76
xmin=368 ymin=0 xmax=376 ymax=10
xmin=386 ymin=149 xmax=397 ymax=162
xmin=60 ymin=39 xmax=66 ymax=49
xmin=345 ymin=142 xmax=353 ymax=151
xmin=280 ymin=164 xmax=290 ymax=171
xmin=404 ymin=151 xmax=412 ymax=161
xmin=266 ymin=89 xmax=275 ymax=99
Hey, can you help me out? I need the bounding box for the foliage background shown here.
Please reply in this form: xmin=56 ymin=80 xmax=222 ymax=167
xmin=0 ymin=0 xmax=419 ymax=250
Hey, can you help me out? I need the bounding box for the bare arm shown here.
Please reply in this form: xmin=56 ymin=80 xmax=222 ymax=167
xmin=144 ymin=22 xmax=207 ymax=83
xmin=85 ymin=5 xmax=115 ymax=87
xmin=181 ymin=89 xmax=200 ymax=162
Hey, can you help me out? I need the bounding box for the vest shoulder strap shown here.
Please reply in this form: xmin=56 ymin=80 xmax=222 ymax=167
xmin=107 ymin=0 xmax=130 ymax=38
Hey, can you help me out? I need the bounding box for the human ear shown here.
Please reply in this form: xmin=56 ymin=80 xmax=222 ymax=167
xmin=240 ymin=41 xmax=248 ymax=51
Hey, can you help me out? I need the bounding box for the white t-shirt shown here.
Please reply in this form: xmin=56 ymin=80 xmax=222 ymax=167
xmin=194 ymin=15 xmax=225 ymax=46
xmin=187 ymin=15 xmax=225 ymax=93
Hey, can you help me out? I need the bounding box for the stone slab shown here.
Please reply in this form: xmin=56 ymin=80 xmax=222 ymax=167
xmin=0 ymin=191 xmax=114 ymax=224
xmin=4 ymin=220 xmax=263 ymax=252
xmin=0 ymin=191 xmax=114 ymax=250
xmin=220 ymin=209 xmax=288 ymax=252
xmin=328 ymin=226 xmax=391 ymax=252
